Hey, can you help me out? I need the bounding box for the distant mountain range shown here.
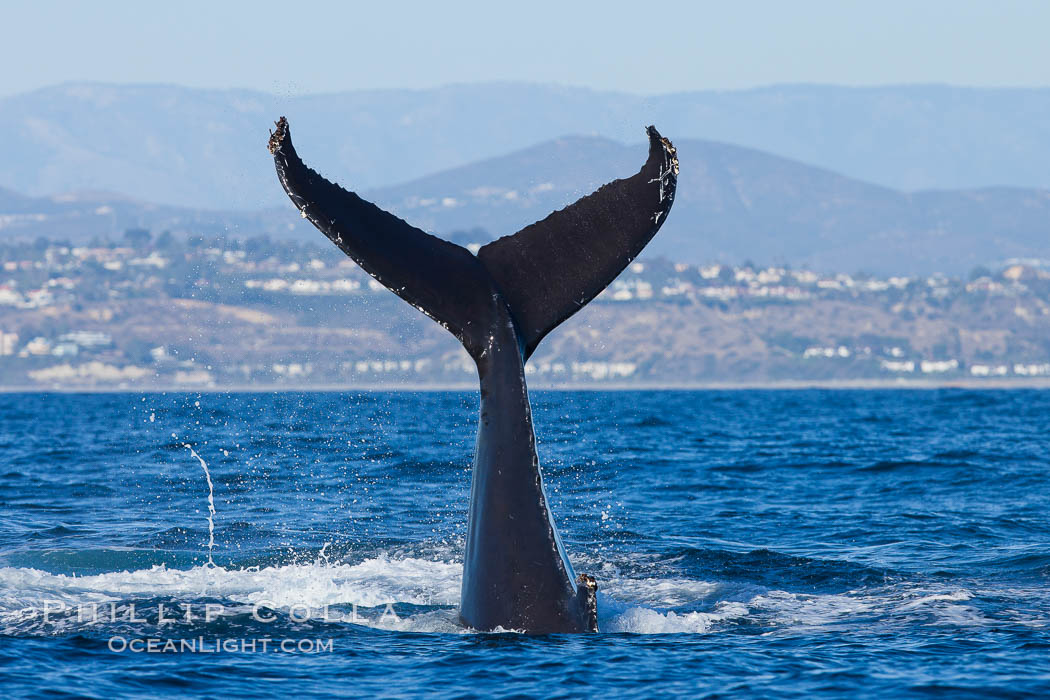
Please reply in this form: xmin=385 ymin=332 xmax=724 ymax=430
xmin=2 ymin=133 xmax=1047 ymax=275
xmin=366 ymin=136 xmax=1050 ymax=274
xmin=4 ymin=82 xmax=1050 ymax=210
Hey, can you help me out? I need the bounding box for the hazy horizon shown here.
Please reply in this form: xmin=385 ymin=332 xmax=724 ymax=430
xmin=4 ymin=0 xmax=1049 ymax=98
xmin=10 ymin=78 xmax=1050 ymax=99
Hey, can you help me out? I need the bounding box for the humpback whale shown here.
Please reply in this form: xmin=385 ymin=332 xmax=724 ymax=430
xmin=268 ymin=118 xmax=678 ymax=633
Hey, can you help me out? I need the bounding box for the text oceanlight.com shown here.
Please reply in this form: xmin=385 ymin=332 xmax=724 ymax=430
xmin=108 ymin=637 xmax=334 ymax=653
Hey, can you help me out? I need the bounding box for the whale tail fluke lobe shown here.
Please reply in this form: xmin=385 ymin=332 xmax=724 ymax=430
xmin=268 ymin=117 xmax=498 ymax=359
xmin=477 ymin=127 xmax=678 ymax=358
xmin=269 ymin=116 xmax=678 ymax=360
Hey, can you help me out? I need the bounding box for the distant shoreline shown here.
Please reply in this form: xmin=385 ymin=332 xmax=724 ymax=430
xmin=3 ymin=379 xmax=1050 ymax=394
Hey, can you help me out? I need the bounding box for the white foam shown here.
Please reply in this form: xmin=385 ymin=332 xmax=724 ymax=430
xmin=601 ymin=601 xmax=750 ymax=634
xmin=601 ymin=577 xmax=723 ymax=607
xmin=742 ymin=586 xmax=1006 ymax=630
xmin=747 ymin=589 xmax=878 ymax=627
xmin=1 ymin=555 xmax=1044 ymax=635
xmin=0 ymin=555 xmax=461 ymax=617
xmin=898 ymin=590 xmax=973 ymax=609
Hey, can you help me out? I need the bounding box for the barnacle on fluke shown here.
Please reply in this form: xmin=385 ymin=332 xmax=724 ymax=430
xmin=267 ymin=117 xmax=288 ymax=155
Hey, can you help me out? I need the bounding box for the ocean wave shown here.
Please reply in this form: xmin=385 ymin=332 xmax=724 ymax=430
xmin=2 ymin=553 xmax=1043 ymax=637
xmin=665 ymin=547 xmax=895 ymax=590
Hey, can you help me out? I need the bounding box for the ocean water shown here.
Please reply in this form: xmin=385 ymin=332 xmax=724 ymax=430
xmin=0 ymin=389 xmax=1048 ymax=698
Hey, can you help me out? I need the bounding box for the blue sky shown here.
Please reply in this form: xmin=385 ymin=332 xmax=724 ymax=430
xmin=3 ymin=0 xmax=1049 ymax=97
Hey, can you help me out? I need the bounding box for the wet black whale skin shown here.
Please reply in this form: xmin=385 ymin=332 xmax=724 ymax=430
xmin=269 ymin=118 xmax=678 ymax=633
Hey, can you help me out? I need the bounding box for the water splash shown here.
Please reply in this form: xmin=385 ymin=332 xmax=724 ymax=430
xmin=2 ymin=554 xmax=1032 ymax=638
xmin=317 ymin=542 xmax=331 ymax=566
xmin=183 ymin=444 xmax=216 ymax=567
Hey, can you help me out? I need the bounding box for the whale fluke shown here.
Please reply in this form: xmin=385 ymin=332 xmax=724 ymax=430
xmin=269 ymin=117 xmax=678 ymax=362
xmin=269 ymin=117 xmax=678 ymax=632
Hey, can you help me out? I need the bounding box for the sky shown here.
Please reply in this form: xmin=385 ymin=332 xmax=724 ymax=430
xmin=2 ymin=0 xmax=1049 ymax=98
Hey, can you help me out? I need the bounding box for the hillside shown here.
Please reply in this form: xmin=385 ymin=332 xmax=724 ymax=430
xmin=1 ymin=236 xmax=1048 ymax=389
xmin=3 ymin=82 xmax=1050 ymax=210
xmin=1 ymin=131 xmax=1048 ymax=274
xmin=366 ymin=136 xmax=1050 ymax=274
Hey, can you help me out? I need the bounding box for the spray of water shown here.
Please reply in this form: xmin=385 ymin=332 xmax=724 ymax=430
xmin=183 ymin=443 xmax=216 ymax=567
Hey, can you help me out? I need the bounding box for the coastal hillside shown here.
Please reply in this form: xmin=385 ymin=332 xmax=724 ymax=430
xmin=1 ymin=236 xmax=1047 ymax=389
xmin=4 ymin=83 xmax=1050 ymax=209
xmin=2 ymin=134 xmax=1048 ymax=274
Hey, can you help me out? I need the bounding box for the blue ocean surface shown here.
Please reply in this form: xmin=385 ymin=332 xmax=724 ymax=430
xmin=0 ymin=389 xmax=1048 ymax=698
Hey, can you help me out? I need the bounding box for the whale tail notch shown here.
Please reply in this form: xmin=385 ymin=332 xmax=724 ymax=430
xmin=268 ymin=117 xmax=678 ymax=360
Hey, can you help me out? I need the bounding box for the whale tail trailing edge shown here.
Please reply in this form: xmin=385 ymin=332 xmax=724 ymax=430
xmin=269 ymin=117 xmax=678 ymax=358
